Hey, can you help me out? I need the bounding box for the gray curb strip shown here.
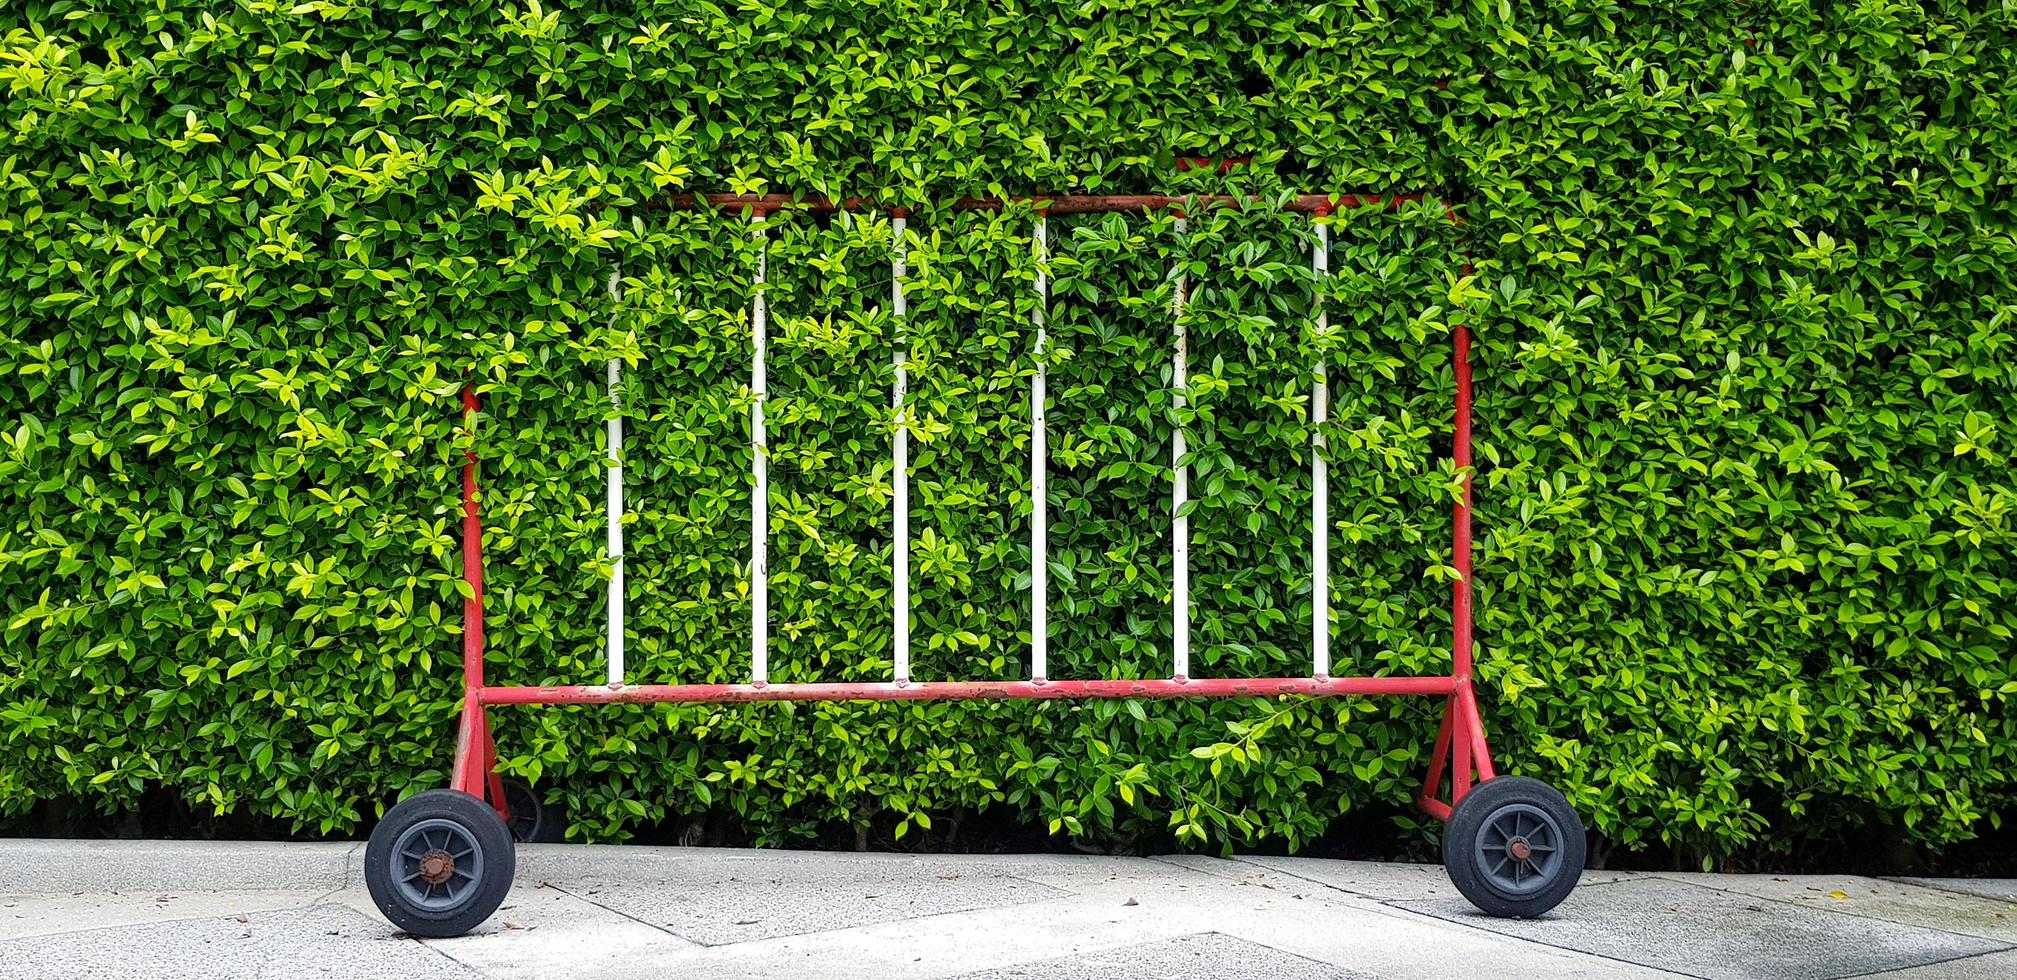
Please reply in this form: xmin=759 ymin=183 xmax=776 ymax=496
xmin=0 ymin=840 xmax=1163 ymax=894
xmin=0 ymin=840 xmax=361 ymax=893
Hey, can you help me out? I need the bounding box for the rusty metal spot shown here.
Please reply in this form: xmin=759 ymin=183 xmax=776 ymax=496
xmin=417 ymin=850 xmax=455 ymax=886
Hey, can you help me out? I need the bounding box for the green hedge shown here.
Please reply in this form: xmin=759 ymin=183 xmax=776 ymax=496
xmin=3 ymin=1 xmax=2014 ymax=866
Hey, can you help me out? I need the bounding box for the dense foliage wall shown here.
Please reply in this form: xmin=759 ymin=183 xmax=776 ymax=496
xmin=3 ymin=1 xmax=2014 ymax=866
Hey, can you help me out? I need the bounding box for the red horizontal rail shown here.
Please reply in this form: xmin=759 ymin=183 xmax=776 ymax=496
xmin=478 ymin=676 xmax=1457 ymax=706
xmin=666 ymin=193 xmax=1421 ymax=215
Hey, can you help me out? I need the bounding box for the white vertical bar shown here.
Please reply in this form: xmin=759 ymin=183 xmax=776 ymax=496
xmin=1171 ymin=217 xmax=1190 ymax=682
xmin=606 ymin=268 xmax=626 ymax=687
xmin=1030 ymin=218 xmax=1050 ymax=683
xmin=1310 ymin=220 xmax=1331 ymax=680
xmin=750 ymin=213 xmax=770 ymax=685
xmin=892 ymin=214 xmax=911 ymax=684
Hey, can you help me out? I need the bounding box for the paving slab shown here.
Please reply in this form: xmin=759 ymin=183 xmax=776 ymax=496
xmin=516 ymin=845 xmax=1193 ymax=893
xmin=668 ymin=858 xmax=1674 ymax=980
xmin=1891 ymin=878 xmax=2017 ymax=906
xmin=946 ymin=932 xmax=1381 ymax=979
xmin=1161 ymin=854 xmax=1460 ymax=899
xmin=0 ymin=904 xmax=472 ymax=980
xmin=361 ymin=884 xmax=703 ymax=979
xmin=1649 ymin=873 xmax=2017 ymax=943
xmin=559 ymin=865 xmax=1064 ymax=945
xmin=648 ymin=883 xmax=1211 ymax=980
xmin=1394 ymin=876 xmax=2011 ymax=980
xmin=0 ymin=889 xmax=335 ymax=940
xmin=1852 ymin=948 xmax=2017 ymax=978
xmin=1195 ymin=853 xmax=1637 ymax=902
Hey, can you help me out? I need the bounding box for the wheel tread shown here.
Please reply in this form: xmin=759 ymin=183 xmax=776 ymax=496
xmin=364 ymin=789 xmax=516 ymax=938
xmin=1443 ymin=776 xmax=1586 ymax=918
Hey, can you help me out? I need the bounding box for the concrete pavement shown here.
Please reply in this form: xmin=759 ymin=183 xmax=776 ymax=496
xmin=0 ymin=841 xmax=2011 ymax=979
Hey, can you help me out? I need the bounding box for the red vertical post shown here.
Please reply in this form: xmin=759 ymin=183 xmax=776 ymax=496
xmin=450 ymin=387 xmax=502 ymax=816
xmin=1452 ymin=319 xmax=1474 ymax=685
xmin=461 ymin=387 xmax=486 ymax=695
xmin=1448 ymin=258 xmax=1493 ymax=797
xmin=1421 ymin=252 xmax=1495 ymax=816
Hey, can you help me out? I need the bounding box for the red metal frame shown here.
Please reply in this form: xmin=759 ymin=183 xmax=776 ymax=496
xmin=479 ymin=676 xmax=1458 ymax=705
xmin=451 ymin=388 xmax=510 ymax=823
xmin=449 ymin=193 xmax=1494 ymax=830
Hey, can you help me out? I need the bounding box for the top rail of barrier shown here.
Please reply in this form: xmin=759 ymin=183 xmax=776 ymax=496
xmin=665 ymin=193 xmax=1426 ymax=215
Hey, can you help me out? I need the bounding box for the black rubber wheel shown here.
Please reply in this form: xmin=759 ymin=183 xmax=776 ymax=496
xmin=1444 ymin=775 xmax=1586 ymax=918
xmin=364 ymin=789 xmax=515 ymax=937
xmin=502 ymin=779 xmax=560 ymax=843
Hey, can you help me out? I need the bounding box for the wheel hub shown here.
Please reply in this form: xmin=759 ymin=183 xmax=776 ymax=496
xmin=417 ymin=850 xmax=456 ymax=885
xmin=389 ymin=817 xmax=487 ymax=912
xmin=1475 ymin=801 xmax=1563 ymax=896
xmin=1444 ymin=778 xmax=1588 ymax=919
